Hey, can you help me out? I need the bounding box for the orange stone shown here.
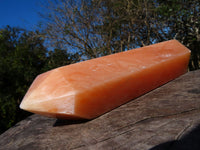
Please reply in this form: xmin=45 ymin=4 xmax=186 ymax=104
xmin=20 ymin=40 xmax=191 ymax=119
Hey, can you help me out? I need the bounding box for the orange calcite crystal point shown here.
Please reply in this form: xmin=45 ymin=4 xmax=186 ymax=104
xmin=20 ymin=40 xmax=191 ymax=119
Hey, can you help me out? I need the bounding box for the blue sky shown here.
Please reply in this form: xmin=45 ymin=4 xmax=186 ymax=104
xmin=0 ymin=0 xmax=43 ymax=30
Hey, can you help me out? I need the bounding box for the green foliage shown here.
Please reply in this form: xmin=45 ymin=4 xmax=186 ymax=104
xmin=0 ymin=96 xmax=16 ymax=130
xmin=43 ymin=49 xmax=80 ymax=71
xmin=0 ymin=26 xmax=46 ymax=133
xmin=0 ymin=26 xmax=79 ymax=134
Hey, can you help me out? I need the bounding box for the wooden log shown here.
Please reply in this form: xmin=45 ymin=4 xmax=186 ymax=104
xmin=0 ymin=70 xmax=200 ymax=150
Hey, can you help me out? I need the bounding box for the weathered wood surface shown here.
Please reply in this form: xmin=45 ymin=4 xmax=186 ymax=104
xmin=0 ymin=70 xmax=200 ymax=150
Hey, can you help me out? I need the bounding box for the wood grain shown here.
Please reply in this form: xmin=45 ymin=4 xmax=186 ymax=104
xmin=0 ymin=70 xmax=200 ymax=150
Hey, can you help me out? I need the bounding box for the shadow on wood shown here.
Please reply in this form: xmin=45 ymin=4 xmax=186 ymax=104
xmin=150 ymin=124 xmax=200 ymax=150
xmin=53 ymin=119 xmax=89 ymax=126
